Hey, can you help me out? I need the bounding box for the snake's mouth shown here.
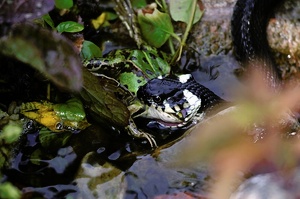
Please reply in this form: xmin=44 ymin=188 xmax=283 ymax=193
xmin=136 ymin=104 xmax=194 ymax=129
xmin=152 ymin=119 xmax=187 ymax=128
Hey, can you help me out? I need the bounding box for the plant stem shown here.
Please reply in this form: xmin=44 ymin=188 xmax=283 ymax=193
xmin=181 ymin=0 xmax=197 ymax=47
xmin=170 ymin=0 xmax=198 ymax=65
xmin=168 ymin=37 xmax=175 ymax=55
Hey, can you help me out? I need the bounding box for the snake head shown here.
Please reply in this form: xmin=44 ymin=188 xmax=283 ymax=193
xmin=136 ymin=74 xmax=203 ymax=129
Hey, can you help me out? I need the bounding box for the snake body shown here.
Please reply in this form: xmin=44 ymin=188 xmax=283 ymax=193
xmin=231 ymin=0 xmax=284 ymax=90
xmin=137 ymin=0 xmax=286 ymax=129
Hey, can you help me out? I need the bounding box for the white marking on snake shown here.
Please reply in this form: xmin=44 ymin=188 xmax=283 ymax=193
xmin=164 ymin=103 xmax=176 ymax=113
xmin=174 ymin=105 xmax=181 ymax=112
xmin=178 ymin=74 xmax=192 ymax=83
xmin=183 ymin=89 xmax=201 ymax=114
xmin=183 ymin=102 xmax=190 ymax=109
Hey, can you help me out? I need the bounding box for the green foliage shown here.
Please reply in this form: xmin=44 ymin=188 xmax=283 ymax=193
xmin=56 ymin=21 xmax=84 ymax=33
xmin=84 ymin=48 xmax=170 ymax=95
xmin=42 ymin=14 xmax=56 ymax=29
xmin=39 ymin=128 xmax=72 ymax=150
xmin=105 ymin=12 xmax=118 ymax=21
xmin=1 ymin=123 xmax=22 ymax=144
xmin=55 ymin=0 xmax=73 ymax=9
xmin=137 ymin=7 xmax=174 ymax=48
xmin=169 ymin=0 xmax=203 ymax=24
xmin=81 ymin=40 xmax=102 ymax=60
xmin=131 ymin=0 xmax=147 ymax=8
xmin=169 ymin=0 xmax=203 ymax=64
xmin=132 ymin=49 xmax=170 ymax=76
xmin=0 ymin=182 xmax=21 ymax=199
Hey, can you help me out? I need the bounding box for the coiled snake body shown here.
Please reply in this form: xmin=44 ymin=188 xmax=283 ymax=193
xmin=231 ymin=0 xmax=284 ymax=90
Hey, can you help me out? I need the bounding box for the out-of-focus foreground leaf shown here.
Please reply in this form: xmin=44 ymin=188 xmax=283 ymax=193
xmin=174 ymin=71 xmax=300 ymax=198
xmin=169 ymin=0 xmax=203 ymax=25
xmin=0 ymin=182 xmax=21 ymax=199
xmin=0 ymin=23 xmax=83 ymax=91
xmin=0 ymin=0 xmax=55 ymax=24
xmin=79 ymin=68 xmax=130 ymax=128
xmin=1 ymin=123 xmax=22 ymax=144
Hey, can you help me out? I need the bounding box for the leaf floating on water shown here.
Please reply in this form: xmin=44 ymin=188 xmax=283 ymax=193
xmin=20 ymin=99 xmax=90 ymax=132
xmin=0 ymin=23 xmax=83 ymax=91
xmin=0 ymin=0 xmax=55 ymax=24
xmin=38 ymin=128 xmax=72 ymax=150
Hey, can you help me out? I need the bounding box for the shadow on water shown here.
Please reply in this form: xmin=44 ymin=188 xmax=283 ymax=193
xmin=5 ymin=117 xmax=210 ymax=198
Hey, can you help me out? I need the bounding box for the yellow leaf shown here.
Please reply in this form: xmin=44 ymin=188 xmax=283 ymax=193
xmin=91 ymin=12 xmax=107 ymax=29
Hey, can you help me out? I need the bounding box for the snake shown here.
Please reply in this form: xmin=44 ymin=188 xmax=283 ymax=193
xmin=231 ymin=0 xmax=284 ymax=90
xmin=137 ymin=74 xmax=223 ymax=130
xmin=136 ymin=0 xmax=286 ymax=130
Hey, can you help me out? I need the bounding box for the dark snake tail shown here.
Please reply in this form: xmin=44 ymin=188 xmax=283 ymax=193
xmin=231 ymin=0 xmax=285 ymax=90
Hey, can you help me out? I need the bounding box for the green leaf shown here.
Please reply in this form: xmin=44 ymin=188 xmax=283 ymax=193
xmin=42 ymin=14 xmax=55 ymax=29
xmin=0 ymin=23 xmax=83 ymax=91
xmin=106 ymin=11 xmax=118 ymax=21
xmin=39 ymin=128 xmax=72 ymax=150
xmin=129 ymin=49 xmax=170 ymax=79
xmin=0 ymin=182 xmax=21 ymax=199
xmin=131 ymin=0 xmax=147 ymax=8
xmin=169 ymin=0 xmax=203 ymax=24
xmin=137 ymin=6 xmax=174 ymax=48
xmin=56 ymin=21 xmax=84 ymax=33
xmin=55 ymin=0 xmax=73 ymax=9
xmin=80 ymin=40 xmax=102 ymax=60
xmin=1 ymin=123 xmax=22 ymax=144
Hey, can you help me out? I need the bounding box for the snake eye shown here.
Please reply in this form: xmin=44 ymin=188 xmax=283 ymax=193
xmin=153 ymin=96 xmax=161 ymax=103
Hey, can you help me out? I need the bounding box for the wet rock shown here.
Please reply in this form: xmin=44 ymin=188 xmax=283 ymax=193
xmin=73 ymin=152 xmax=126 ymax=199
xmin=230 ymin=169 xmax=300 ymax=199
